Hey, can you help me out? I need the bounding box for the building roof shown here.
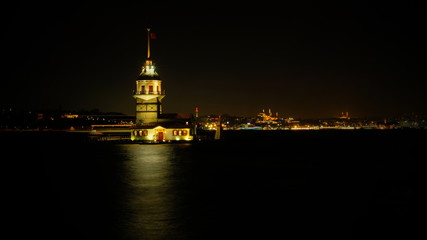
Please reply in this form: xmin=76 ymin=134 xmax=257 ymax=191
xmin=138 ymin=74 xmax=161 ymax=80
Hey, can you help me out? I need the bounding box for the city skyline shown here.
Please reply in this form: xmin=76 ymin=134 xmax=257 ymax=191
xmin=2 ymin=2 xmax=426 ymax=119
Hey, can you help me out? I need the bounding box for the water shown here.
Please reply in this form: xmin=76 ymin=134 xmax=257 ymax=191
xmin=4 ymin=130 xmax=424 ymax=239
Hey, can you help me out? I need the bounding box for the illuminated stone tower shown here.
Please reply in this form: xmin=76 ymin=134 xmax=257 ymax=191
xmin=133 ymin=28 xmax=165 ymax=126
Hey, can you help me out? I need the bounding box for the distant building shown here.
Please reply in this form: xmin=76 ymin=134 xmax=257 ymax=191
xmin=338 ymin=112 xmax=350 ymax=120
xmin=255 ymin=109 xmax=283 ymax=129
xmin=131 ymin=28 xmax=193 ymax=142
xmin=256 ymin=108 xmax=279 ymax=124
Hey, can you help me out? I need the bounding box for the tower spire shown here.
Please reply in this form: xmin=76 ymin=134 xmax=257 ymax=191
xmin=138 ymin=27 xmax=159 ymax=80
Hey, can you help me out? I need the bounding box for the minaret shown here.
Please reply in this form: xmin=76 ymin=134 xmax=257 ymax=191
xmin=133 ymin=28 xmax=165 ymax=126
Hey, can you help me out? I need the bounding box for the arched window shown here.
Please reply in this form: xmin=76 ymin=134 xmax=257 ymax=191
xmin=141 ymin=86 xmax=145 ymax=93
xmin=173 ymin=129 xmax=188 ymax=136
xmin=138 ymin=130 xmax=148 ymax=136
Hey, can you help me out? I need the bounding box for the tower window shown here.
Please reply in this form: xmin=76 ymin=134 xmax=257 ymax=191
xmin=141 ymin=86 xmax=145 ymax=93
xmin=149 ymin=86 xmax=154 ymax=93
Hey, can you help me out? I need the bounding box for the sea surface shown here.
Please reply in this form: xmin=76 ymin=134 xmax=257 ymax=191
xmin=3 ymin=130 xmax=424 ymax=239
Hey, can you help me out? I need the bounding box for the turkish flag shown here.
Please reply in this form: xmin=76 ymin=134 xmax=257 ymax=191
xmin=150 ymin=33 xmax=157 ymax=39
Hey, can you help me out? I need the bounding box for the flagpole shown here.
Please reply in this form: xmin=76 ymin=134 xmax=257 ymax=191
xmin=147 ymin=28 xmax=151 ymax=59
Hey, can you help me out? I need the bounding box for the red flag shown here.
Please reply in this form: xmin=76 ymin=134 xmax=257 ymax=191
xmin=150 ymin=33 xmax=157 ymax=39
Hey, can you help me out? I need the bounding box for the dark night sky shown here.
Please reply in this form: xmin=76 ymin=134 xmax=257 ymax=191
xmin=2 ymin=1 xmax=426 ymax=118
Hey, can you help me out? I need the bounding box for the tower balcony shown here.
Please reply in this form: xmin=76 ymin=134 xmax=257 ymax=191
xmin=133 ymin=90 xmax=165 ymax=95
xmin=133 ymin=90 xmax=166 ymax=101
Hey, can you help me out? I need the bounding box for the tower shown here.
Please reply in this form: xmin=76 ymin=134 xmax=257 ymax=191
xmin=133 ymin=28 xmax=165 ymax=126
xmin=130 ymin=28 xmax=194 ymax=143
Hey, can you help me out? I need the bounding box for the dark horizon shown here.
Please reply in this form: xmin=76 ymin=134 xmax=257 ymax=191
xmin=2 ymin=2 xmax=426 ymax=119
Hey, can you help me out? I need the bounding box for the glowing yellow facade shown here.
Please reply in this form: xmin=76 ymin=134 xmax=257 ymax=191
xmin=131 ymin=126 xmax=193 ymax=142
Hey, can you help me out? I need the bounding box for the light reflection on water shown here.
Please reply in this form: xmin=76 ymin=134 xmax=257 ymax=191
xmin=118 ymin=144 xmax=190 ymax=240
xmin=10 ymin=130 xmax=421 ymax=239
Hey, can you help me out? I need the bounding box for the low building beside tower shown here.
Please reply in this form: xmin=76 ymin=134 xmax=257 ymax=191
xmin=131 ymin=28 xmax=194 ymax=142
